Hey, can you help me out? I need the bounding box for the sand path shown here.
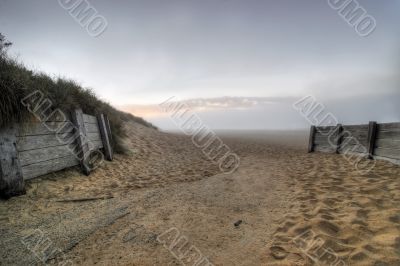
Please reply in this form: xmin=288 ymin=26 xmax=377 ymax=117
xmin=0 ymin=124 xmax=399 ymax=265
xmin=51 ymin=150 xmax=294 ymax=266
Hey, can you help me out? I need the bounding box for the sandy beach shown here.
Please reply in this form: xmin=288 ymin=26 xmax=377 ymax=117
xmin=0 ymin=122 xmax=399 ymax=265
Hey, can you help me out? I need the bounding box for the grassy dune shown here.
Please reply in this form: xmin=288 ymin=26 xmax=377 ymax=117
xmin=0 ymin=50 xmax=155 ymax=153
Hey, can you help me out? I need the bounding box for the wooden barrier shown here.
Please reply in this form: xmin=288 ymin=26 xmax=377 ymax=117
xmin=0 ymin=125 xmax=25 ymax=198
xmin=309 ymin=121 xmax=400 ymax=165
xmin=313 ymin=125 xmax=336 ymax=153
xmin=0 ymin=110 xmax=114 ymax=198
xmin=375 ymin=123 xmax=400 ymax=162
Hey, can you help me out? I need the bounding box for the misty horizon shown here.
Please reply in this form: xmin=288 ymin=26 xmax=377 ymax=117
xmin=1 ymin=0 xmax=399 ymax=130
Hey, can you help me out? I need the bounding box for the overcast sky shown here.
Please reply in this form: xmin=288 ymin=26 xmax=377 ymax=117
xmin=1 ymin=0 xmax=399 ymax=130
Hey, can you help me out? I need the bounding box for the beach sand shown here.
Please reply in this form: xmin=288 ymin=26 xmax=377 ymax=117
xmin=0 ymin=122 xmax=399 ymax=265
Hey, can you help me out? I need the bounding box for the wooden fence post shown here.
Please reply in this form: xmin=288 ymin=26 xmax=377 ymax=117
xmin=308 ymin=126 xmax=316 ymax=153
xmin=367 ymin=121 xmax=377 ymax=159
xmin=336 ymin=124 xmax=343 ymax=154
xmin=71 ymin=109 xmax=91 ymax=175
xmin=0 ymin=125 xmax=25 ymax=198
xmin=104 ymin=114 xmax=113 ymax=145
xmin=97 ymin=114 xmax=113 ymax=161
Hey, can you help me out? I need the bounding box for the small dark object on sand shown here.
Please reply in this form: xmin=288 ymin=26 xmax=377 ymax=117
xmin=234 ymin=220 xmax=243 ymax=227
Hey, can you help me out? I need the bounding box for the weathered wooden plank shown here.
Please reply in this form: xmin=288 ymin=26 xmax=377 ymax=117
xmin=84 ymin=122 xmax=100 ymax=134
xmin=374 ymin=148 xmax=400 ymax=160
xmin=315 ymin=132 xmax=339 ymax=144
xmin=314 ymin=143 xmax=335 ymax=148
xmin=315 ymin=132 xmax=337 ymax=138
xmin=314 ymin=139 xmax=330 ymax=145
xmin=91 ymin=140 xmax=103 ymax=150
xmin=343 ymin=129 xmax=369 ymax=136
xmin=341 ymin=130 xmax=369 ymax=141
xmin=373 ymin=156 xmax=400 ymax=166
xmin=314 ymin=144 xmax=335 ymax=153
xmin=343 ymin=135 xmax=368 ymax=143
xmin=17 ymin=122 xmax=75 ymax=136
xmin=377 ymin=123 xmax=400 ymax=132
xmin=314 ymin=131 xmax=329 ymax=139
xmin=376 ymin=130 xmax=400 ymax=140
xmin=97 ymin=114 xmax=113 ymax=160
xmin=71 ymin=109 xmax=91 ymax=175
xmin=314 ymin=139 xmax=336 ymax=146
xmin=314 ymin=147 xmax=336 ymax=153
xmin=16 ymin=132 xmax=75 ymax=152
xmin=87 ymin=132 xmax=102 ymax=142
xmin=375 ymin=139 xmax=400 ymax=150
xmin=19 ymin=145 xmax=75 ymax=167
xmin=316 ymin=126 xmax=336 ymax=135
xmin=0 ymin=125 xmax=25 ymax=198
xmin=343 ymin=136 xmax=368 ymax=145
xmin=339 ymin=144 xmax=368 ymax=154
xmin=83 ymin=114 xmax=98 ymax=124
xmin=341 ymin=137 xmax=368 ymax=147
xmin=314 ymin=133 xmax=324 ymax=140
xmin=21 ymin=155 xmax=79 ymax=180
xmin=314 ymin=138 xmax=329 ymax=144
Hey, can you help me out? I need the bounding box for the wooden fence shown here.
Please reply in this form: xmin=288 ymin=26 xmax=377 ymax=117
xmin=0 ymin=109 xmax=113 ymax=198
xmin=309 ymin=121 xmax=400 ymax=165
